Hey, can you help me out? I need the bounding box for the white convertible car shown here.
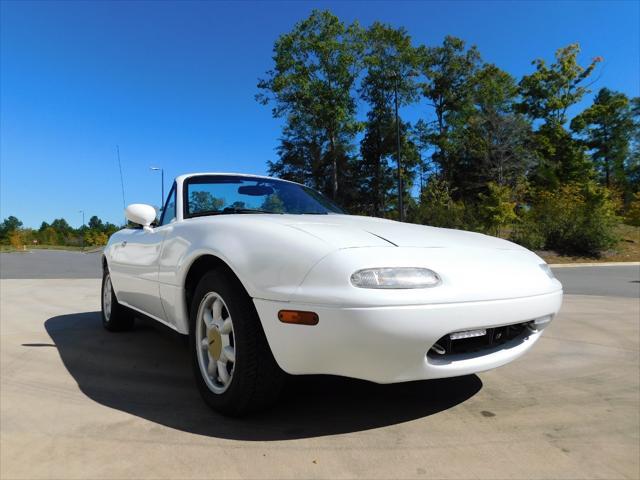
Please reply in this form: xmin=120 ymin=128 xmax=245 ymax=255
xmin=102 ymin=173 xmax=563 ymax=415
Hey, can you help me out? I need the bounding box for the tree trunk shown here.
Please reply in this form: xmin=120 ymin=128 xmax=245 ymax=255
xmin=436 ymin=97 xmax=448 ymax=181
xmin=329 ymin=133 xmax=338 ymax=200
xmin=603 ymin=129 xmax=610 ymax=187
xmin=374 ymin=123 xmax=382 ymax=216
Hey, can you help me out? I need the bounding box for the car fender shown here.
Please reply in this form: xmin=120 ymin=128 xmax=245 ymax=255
xmin=157 ymin=217 xmax=336 ymax=332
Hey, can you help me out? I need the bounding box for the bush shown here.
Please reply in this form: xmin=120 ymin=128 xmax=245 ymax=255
xmin=8 ymin=230 xmax=23 ymax=250
xmin=83 ymin=230 xmax=109 ymax=247
xmin=515 ymin=182 xmax=620 ymax=256
xmin=625 ymin=192 xmax=640 ymax=226
xmin=510 ymin=210 xmax=546 ymax=250
xmin=409 ymin=177 xmax=468 ymax=229
xmin=477 ymin=182 xmax=517 ymax=236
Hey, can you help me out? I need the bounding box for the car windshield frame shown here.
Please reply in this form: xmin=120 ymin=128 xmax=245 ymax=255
xmin=182 ymin=175 xmax=345 ymax=218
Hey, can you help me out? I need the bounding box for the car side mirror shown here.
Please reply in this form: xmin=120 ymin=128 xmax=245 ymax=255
xmin=125 ymin=204 xmax=157 ymax=231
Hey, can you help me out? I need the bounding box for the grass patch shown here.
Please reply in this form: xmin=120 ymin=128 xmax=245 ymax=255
xmin=0 ymin=244 xmax=88 ymax=253
xmin=29 ymin=245 xmax=86 ymax=251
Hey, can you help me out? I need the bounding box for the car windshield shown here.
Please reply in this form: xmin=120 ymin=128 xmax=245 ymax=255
xmin=184 ymin=175 xmax=345 ymax=217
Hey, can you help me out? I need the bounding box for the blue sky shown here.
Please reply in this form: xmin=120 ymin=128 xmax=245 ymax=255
xmin=1 ymin=0 xmax=639 ymax=228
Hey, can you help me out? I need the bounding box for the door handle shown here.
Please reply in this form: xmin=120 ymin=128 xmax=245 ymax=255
xmin=121 ymin=241 xmax=127 ymax=247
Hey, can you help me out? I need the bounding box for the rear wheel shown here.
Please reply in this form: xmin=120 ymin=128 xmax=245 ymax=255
xmin=190 ymin=269 xmax=284 ymax=416
xmin=101 ymin=269 xmax=135 ymax=332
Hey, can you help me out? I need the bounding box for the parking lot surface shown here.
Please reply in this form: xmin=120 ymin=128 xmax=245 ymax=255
xmin=0 ymin=252 xmax=638 ymax=479
xmin=0 ymin=249 xmax=102 ymax=279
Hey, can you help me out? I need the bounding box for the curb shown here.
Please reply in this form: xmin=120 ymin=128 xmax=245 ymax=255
xmin=549 ymin=262 xmax=640 ymax=268
xmin=82 ymin=248 xmax=105 ymax=254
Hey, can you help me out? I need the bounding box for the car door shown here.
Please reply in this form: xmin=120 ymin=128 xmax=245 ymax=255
xmin=110 ymin=227 xmax=167 ymax=320
xmin=110 ymin=184 xmax=177 ymax=321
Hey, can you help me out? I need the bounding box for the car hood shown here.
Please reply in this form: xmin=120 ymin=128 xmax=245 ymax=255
xmin=264 ymin=214 xmax=526 ymax=251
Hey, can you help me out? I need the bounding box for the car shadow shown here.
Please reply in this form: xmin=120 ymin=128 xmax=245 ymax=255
xmin=43 ymin=311 xmax=482 ymax=441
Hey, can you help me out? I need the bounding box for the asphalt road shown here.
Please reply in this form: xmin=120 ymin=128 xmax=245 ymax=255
xmin=0 ymin=251 xmax=638 ymax=479
xmin=553 ymin=265 xmax=640 ymax=298
xmin=0 ymin=249 xmax=102 ymax=279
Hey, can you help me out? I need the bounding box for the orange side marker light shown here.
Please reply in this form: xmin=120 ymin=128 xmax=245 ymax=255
xmin=278 ymin=310 xmax=319 ymax=326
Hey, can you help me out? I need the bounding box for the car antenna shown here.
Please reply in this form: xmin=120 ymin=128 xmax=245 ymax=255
xmin=116 ymin=145 xmax=127 ymax=226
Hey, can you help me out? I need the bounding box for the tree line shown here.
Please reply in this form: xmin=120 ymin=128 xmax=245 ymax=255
xmin=0 ymin=215 xmax=120 ymax=249
xmin=257 ymin=10 xmax=640 ymax=256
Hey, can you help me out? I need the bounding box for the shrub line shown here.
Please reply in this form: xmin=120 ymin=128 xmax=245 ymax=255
xmin=549 ymin=262 xmax=640 ymax=268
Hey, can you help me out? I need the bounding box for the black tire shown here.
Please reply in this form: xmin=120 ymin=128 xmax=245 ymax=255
xmin=189 ymin=269 xmax=284 ymax=416
xmin=101 ymin=269 xmax=135 ymax=332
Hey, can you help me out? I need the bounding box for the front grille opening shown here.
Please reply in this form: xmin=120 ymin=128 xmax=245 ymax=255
xmin=428 ymin=322 xmax=529 ymax=359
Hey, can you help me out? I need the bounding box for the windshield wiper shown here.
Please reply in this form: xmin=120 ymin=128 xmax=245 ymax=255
xmin=221 ymin=208 xmax=281 ymax=214
xmin=190 ymin=208 xmax=326 ymax=217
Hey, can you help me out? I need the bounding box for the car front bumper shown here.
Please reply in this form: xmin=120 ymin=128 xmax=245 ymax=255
xmin=253 ymin=290 xmax=563 ymax=383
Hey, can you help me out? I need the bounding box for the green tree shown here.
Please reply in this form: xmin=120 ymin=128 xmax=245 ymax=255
xmin=258 ymin=10 xmax=363 ymax=201
xmin=477 ymin=182 xmax=517 ymax=236
xmin=356 ymin=109 xmax=396 ymax=215
xmin=53 ymin=218 xmax=72 ymax=244
xmin=269 ymin=114 xmax=358 ymax=205
xmin=409 ymin=176 xmax=467 ymax=229
xmin=532 ymin=122 xmax=593 ymax=187
xmin=8 ymin=230 xmax=24 ymax=249
xmin=418 ymin=36 xmax=481 ymax=183
xmin=88 ymin=215 xmax=105 ymax=231
xmin=189 ymin=192 xmax=224 ymax=214
xmin=50 ymin=218 xmax=72 ymax=234
xmin=358 ymin=22 xmax=421 ymax=216
xmin=455 ymin=65 xmax=534 ymax=197
xmin=571 ymin=88 xmax=635 ymax=189
xmin=520 ymin=182 xmax=619 ymax=256
xmin=39 ymin=227 xmax=58 ymax=245
xmin=268 ymin=119 xmax=323 ymax=186
xmin=625 ymin=192 xmax=640 ymax=226
xmin=103 ymin=222 xmax=120 ymax=237
xmin=261 ymin=194 xmax=285 ymax=213
xmin=0 ymin=216 xmax=23 ymax=241
xmin=628 ymin=98 xmax=640 ymax=194
xmin=84 ymin=230 xmax=109 ymax=246
xmin=518 ymin=44 xmax=601 ymax=125
xmin=518 ymin=44 xmax=600 ymax=187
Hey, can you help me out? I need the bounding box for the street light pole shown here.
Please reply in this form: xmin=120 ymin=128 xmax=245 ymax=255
xmin=393 ymin=73 xmax=404 ymax=222
xmin=150 ymin=167 xmax=164 ymax=208
xmin=79 ymin=210 xmax=85 ymax=251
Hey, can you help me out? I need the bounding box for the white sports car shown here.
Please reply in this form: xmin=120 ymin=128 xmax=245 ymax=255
xmin=102 ymin=173 xmax=563 ymax=415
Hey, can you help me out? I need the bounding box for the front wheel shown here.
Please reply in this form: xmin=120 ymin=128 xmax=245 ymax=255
xmin=190 ymin=270 xmax=284 ymax=416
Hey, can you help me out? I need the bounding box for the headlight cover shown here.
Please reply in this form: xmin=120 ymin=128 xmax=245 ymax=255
xmin=350 ymin=267 xmax=441 ymax=289
xmin=539 ymin=263 xmax=555 ymax=280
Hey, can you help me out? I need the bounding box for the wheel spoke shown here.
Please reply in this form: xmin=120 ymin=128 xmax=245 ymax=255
xmin=207 ymin=353 xmax=217 ymax=376
xmin=217 ymin=361 xmax=230 ymax=384
xmin=200 ymin=338 xmax=209 ymax=350
xmin=212 ymin=298 xmax=223 ymax=325
xmin=221 ymin=318 xmax=233 ymax=334
xmin=203 ymin=309 xmax=214 ymax=328
xmin=222 ymin=345 xmax=235 ymax=363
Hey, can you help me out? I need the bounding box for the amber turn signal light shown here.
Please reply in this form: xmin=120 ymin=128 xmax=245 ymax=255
xmin=278 ymin=310 xmax=319 ymax=326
